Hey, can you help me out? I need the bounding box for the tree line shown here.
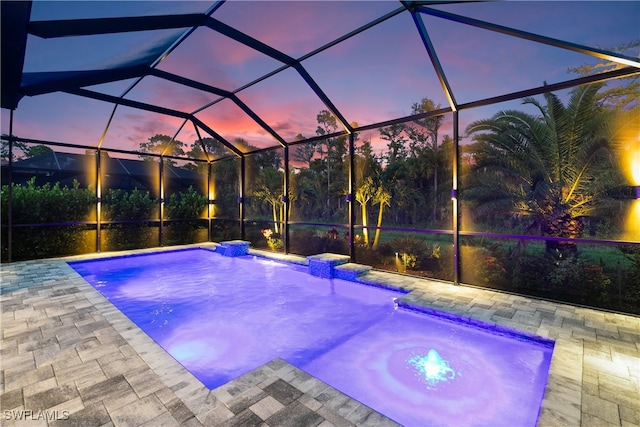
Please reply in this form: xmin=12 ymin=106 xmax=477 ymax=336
xmin=118 ymin=80 xmax=638 ymax=250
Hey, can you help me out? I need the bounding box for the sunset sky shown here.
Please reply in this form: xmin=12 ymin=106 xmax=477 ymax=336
xmin=2 ymin=1 xmax=638 ymax=157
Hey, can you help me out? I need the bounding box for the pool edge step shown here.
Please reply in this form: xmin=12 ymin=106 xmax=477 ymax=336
xmin=334 ymin=263 xmax=372 ymax=281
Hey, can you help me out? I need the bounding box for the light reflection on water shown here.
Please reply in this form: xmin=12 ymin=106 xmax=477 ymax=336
xmin=70 ymin=248 xmax=553 ymax=427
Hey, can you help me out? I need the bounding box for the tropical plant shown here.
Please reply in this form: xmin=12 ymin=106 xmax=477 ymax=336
xmin=253 ymin=184 xmax=283 ymax=233
xmin=355 ymin=176 xmax=375 ymax=246
xmin=261 ymin=228 xmax=283 ymax=251
xmin=372 ymin=185 xmax=391 ymax=249
xmin=465 ymin=83 xmax=622 ymax=254
xmin=251 ymin=167 xmax=284 ymax=233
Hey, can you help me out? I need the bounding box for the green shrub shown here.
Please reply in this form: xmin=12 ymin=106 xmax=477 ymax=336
xmin=165 ymin=187 xmax=207 ymax=219
xmin=1 ymin=178 xmax=96 ymax=261
xmin=618 ymin=246 xmax=640 ymax=314
xmin=388 ymin=235 xmax=441 ymax=272
xmin=289 ymin=228 xmax=348 ymax=256
xmin=102 ymin=188 xmax=157 ymax=221
xmin=2 ymin=177 xmax=96 ymax=224
xmin=511 ymin=253 xmax=611 ymax=307
xmin=163 ymin=187 xmax=208 ymax=245
xmin=99 ymin=188 xmax=158 ymax=251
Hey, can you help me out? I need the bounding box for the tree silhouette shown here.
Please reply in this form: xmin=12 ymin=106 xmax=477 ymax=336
xmin=138 ymin=134 xmax=185 ymax=167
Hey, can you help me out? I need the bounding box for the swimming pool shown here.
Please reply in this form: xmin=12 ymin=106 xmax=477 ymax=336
xmin=70 ymin=248 xmax=554 ymax=426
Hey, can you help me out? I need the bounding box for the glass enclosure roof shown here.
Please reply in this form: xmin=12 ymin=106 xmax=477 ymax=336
xmin=2 ymin=0 xmax=639 ymax=158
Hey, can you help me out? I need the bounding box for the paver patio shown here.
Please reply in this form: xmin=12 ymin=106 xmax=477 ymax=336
xmin=1 ymin=244 xmax=639 ymax=426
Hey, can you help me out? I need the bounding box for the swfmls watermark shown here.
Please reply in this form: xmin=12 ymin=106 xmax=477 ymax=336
xmin=3 ymin=410 xmax=70 ymax=421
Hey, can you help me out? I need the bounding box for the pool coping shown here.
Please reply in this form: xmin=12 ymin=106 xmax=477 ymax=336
xmin=2 ymin=243 xmax=639 ymax=426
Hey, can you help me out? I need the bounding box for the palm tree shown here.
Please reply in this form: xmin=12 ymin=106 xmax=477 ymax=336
xmin=252 ymin=167 xmax=284 ymax=234
xmin=356 ymin=177 xmax=375 ymax=246
xmin=372 ymin=185 xmax=392 ymax=250
xmin=465 ymin=83 xmax=619 ymax=254
xmin=253 ymin=185 xmax=282 ymax=233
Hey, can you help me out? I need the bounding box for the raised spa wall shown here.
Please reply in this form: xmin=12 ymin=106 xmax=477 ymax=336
xmin=218 ymin=241 xmax=372 ymax=282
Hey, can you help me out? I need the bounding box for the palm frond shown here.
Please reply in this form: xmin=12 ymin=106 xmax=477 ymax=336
xmin=465 ymin=83 xmax=627 ymax=237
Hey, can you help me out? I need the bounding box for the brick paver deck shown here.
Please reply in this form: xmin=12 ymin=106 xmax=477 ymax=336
xmin=1 ymin=243 xmax=639 ymax=426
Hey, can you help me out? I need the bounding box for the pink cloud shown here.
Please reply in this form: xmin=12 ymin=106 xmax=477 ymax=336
xmin=127 ymin=76 xmax=217 ymax=114
xmin=9 ymin=93 xmax=113 ymax=146
xmin=212 ymin=2 xmax=396 ymax=58
xmin=157 ymin=27 xmax=281 ymax=91
xmin=233 ymin=71 xmax=329 ymax=141
xmin=194 ymin=99 xmax=280 ymax=148
xmin=99 ymin=108 xmax=188 ymax=151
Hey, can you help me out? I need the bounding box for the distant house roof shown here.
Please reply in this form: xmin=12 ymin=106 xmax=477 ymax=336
xmin=5 ymin=151 xmax=203 ymax=192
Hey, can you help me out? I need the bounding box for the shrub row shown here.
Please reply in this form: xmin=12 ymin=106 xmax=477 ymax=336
xmin=1 ymin=179 xmax=207 ymax=260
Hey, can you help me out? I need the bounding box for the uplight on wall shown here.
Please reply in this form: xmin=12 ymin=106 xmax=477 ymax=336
xmin=623 ymin=135 xmax=640 ymax=239
xmin=208 ymin=199 xmax=216 ymax=218
xmin=631 ymin=146 xmax=640 ymax=188
xmin=626 ymin=197 xmax=640 ymax=240
xmin=616 ymin=107 xmax=640 ymax=188
xmin=631 ymin=135 xmax=640 ymax=200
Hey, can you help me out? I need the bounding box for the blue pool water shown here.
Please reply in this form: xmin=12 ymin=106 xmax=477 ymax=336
xmin=70 ymin=248 xmax=554 ymax=427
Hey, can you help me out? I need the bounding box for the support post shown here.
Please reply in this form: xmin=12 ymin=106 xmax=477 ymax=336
xmin=452 ymin=112 xmax=460 ymax=285
xmin=283 ymin=145 xmax=290 ymax=254
xmin=239 ymin=156 xmax=245 ymax=240
xmin=348 ymin=133 xmax=356 ymax=262
xmin=96 ymin=149 xmax=102 ymax=252
xmin=159 ymin=157 xmax=164 ymax=246
xmin=7 ymin=110 xmax=14 ymax=262
xmin=208 ymin=162 xmax=213 ymax=242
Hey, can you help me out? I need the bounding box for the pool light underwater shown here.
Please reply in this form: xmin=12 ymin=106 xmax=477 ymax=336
xmin=407 ymin=349 xmax=459 ymax=389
